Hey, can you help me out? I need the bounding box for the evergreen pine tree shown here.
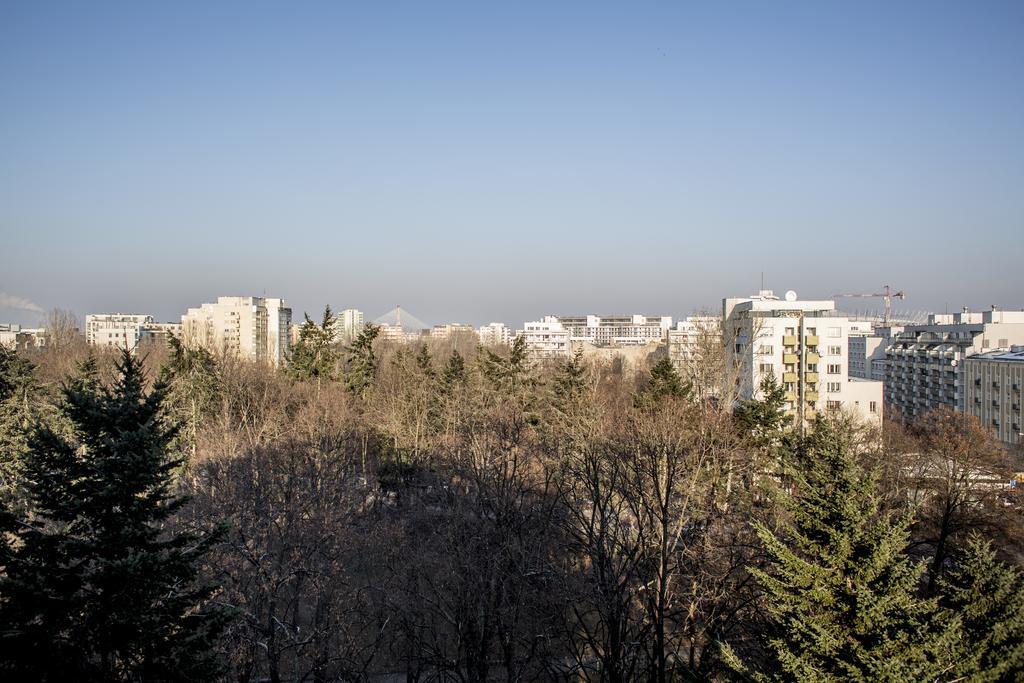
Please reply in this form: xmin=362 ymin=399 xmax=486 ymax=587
xmin=636 ymin=356 xmax=690 ymax=407
xmin=940 ymin=536 xmax=1024 ymax=681
xmin=723 ymin=421 xmax=959 ymax=682
xmin=553 ymin=348 xmax=587 ymax=407
xmin=0 ymin=350 xmax=227 ymax=681
xmin=345 ymin=322 xmax=380 ymax=397
xmin=734 ymin=370 xmax=791 ymax=450
xmin=158 ymin=334 xmax=219 ymax=461
xmin=439 ymin=349 xmax=467 ymax=391
xmin=288 ymin=306 xmax=340 ymax=389
xmin=0 ymin=346 xmax=39 ymax=507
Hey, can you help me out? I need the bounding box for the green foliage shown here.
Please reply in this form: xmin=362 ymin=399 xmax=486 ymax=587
xmin=0 ymin=350 xmax=228 ymax=680
xmin=289 ymin=305 xmax=340 ymax=385
xmin=439 ymin=349 xmax=467 ymax=391
xmin=158 ymin=335 xmax=220 ymax=460
xmin=479 ymin=335 xmax=533 ymax=397
xmin=734 ymin=370 xmax=791 ymax=450
xmin=345 ymin=322 xmax=380 ymax=397
xmin=0 ymin=347 xmax=39 ymax=506
xmin=940 ymin=536 xmax=1024 ymax=681
xmin=553 ymin=348 xmax=587 ymax=407
xmin=724 ymin=422 xmax=959 ymax=681
xmin=636 ymin=356 xmax=690 ymax=407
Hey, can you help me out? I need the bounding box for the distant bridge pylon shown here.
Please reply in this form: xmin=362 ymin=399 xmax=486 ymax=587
xmin=373 ymin=305 xmax=430 ymax=332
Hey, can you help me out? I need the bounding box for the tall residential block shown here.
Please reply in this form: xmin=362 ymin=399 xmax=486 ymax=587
xmin=181 ymin=296 xmax=292 ymax=367
xmin=724 ymin=291 xmax=883 ymax=430
xmin=336 ymin=309 xmax=364 ymax=342
xmin=963 ymin=347 xmax=1024 ymax=448
xmin=885 ymin=309 xmax=1024 ymax=419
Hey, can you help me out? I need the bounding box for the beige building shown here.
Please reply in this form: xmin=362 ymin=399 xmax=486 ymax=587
xmin=724 ymin=290 xmax=883 ymax=430
xmin=963 ymin=347 xmax=1024 ymax=448
xmin=885 ymin=309 xmax=1024 ymax=419
xmin=0 ymin=324 xmax=47 ymax=351
xmin=430 ymin=323 xmax=476 ymax=340
xmin=181 ymin=296 xmax=291 ymax=367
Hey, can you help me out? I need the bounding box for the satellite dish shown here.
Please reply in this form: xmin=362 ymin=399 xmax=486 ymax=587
xmin=785 ymin=290 xmax=798 ymax=302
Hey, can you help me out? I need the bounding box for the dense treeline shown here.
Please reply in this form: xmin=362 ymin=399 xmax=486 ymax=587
xmin=1 ymin=314 xmax=1023 ymax=681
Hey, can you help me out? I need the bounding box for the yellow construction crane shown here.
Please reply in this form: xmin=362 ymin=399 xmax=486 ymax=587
xmin=831 ymin=285 xmax=905 ymax=325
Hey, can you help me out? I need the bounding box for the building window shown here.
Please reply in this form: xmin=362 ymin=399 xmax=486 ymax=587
xmin=759 ymin=345 xmax=774 ymax=355
xmin=827 ymin=364 xmax=841 ymax=374
xmin=827 ymin=382 xmax=841 ymax=393
xmin=828 ymin=345 xmax=842 ymax=355
xmin=869 ymin=401 xmax=877 ymax=413
xmin=826 ymin=400 xmax=841 ymax=411
xmin=828 ymin=327 xmax=841 ymax=337
xmin=759 ymin=363 xmax=773 ymax=374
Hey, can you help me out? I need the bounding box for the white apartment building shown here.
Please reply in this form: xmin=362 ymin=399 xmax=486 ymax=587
xmin=667 ymin=316 xmax=721 ymax=369
xmin=335 ymin=309 xmax=364 ymax=342
xmin=86 ymin=314 xmax=154 ymax=349
xmin=848 ymin=325 xmax=903 ymax=382
xmin=885 ymin=309 xmax=1024 ymax=419
xmin=554 ymin=314 xmax=672 ymax=347
xmin=181 ymin=296 xmax=292 ymax=367
xmin=964 ymin=347 xmax=1024 ymax=448
xmin=518 ymin=317 xmax=572 ymax=360
xmin=140 ymin=322 xmax=183 ymax=346
xmin=478 ymin=322 xmax=512 ymax=347
xmin=1 ymin=324 xmax=46 ymax=351
xmin=724 ymin=291 xmax=883 ymax=430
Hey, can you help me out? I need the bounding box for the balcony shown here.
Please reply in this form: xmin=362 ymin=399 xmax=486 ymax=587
xmin=805 ymin=335 xmax=820 ymax=346
xmin=783 ymin=335 xmax=797 ymax=346
xmin=783 ymin=372 xmax=798 ymax=383
xmin=807 ymin=352 xmax=820 ymax=364
xmin=806 ymin=391 xmax=819 ymax=401
xmin=805 ymin=372 xmax=819 ymax=383
xmin=783 ymin=354 xmax=799 ymax=364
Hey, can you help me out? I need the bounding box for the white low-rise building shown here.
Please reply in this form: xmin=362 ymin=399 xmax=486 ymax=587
xmin=554 ymin=314 xmax=672 ymax=347
xmin=86 ymin=313 xmax=155 ymax=350
xmin=478 ymin=322 xmax=512 ymax=347
xmin=724 ymin=290 xmax=883 ymax=430
xmin=430 ymin=323 xmax=476 ymax=340
xmin=518 ymin=317 xmax=572 ymax=360
xmin=182 ymin=296 xmax=291 ymax=367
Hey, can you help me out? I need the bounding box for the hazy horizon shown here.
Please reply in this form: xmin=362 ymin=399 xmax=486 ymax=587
xmin=3 ymin=2 xmax=1023 ymax=329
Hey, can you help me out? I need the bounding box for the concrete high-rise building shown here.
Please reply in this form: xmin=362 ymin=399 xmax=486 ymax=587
xmin=724 ymin=291 xmax=883 ymax=430
xmin=518 ymin=317 xmax=571 ymax=360
xmin=336 ymin=309 xmax=364 ymax=342
xmin=885 ymin=309 xmax=1024 ymax=419
xmin=86 ymin=314 xmax=154 ymax=349
xmin=848 ymin=325 xmax=903 ymax=382
xmin=181 ymin=296 xmax=292 ymax=367
xmin=478 ymin=322 xmax=512 ymax=347
xmin=964 ymin=347 xmax=1024 ymax=448
xmin=553 ymin=314 xmax=672 ymax=347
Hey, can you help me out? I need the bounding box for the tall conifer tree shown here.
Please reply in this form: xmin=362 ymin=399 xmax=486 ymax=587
xmin=0 ymin=351 xmax=227 ymax=681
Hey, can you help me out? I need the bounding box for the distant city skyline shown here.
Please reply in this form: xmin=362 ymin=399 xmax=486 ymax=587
xmin=3 ymin=2 xmax=1022 ymax=327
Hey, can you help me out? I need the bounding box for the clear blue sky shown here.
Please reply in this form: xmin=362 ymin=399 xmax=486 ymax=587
xmin=2 ymin=1 xmax=1022 ymax=327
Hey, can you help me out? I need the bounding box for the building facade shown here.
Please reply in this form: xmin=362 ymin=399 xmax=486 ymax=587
xmin=181 ymin=296 xmax=292 ymax=367
xmin=85 ymin=314 xmax=155 ymax=350
xmin=518 ymin=317 xmax=572 ymax=360
xmin=553 ymin=314 xmax=672 ymax=347
xmin=848 ymin=325 xmax=903 ymax=382
xmin=336 ymin=309 xmax=364 ymax=342
xmin=477 ymin=322 xmax=512 ymax=346
xmin=885 ymin=309 xmax=1024 ymax=419
xmin=724 ymin=291 xmax=883 ymax=430
xmin=430 ymin=323 xmax=476 ymax=340
xmin=0 ymin=324 xmax=47 ymax=351
xmin=963 ymin=347 xmax=1024 ymax=447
